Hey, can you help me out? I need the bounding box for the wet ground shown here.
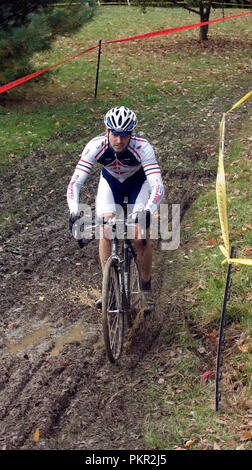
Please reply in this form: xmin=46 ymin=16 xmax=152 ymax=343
xmin=0 ymin=136 xmax=212 ymax=451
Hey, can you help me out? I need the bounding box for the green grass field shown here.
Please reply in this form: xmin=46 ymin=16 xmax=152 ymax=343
xmin=0 ymin=6 xmax=251 ymax=450
xmin=1 ymin=7 xmax=251 ymax=162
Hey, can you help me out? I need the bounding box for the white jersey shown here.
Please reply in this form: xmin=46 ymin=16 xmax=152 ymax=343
xmin=67 ymin=133 xmax=164 ymax=216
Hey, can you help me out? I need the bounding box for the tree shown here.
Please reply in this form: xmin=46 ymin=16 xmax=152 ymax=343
xmin=169 ymin=0 xmax=213 ymax=41
xmin=0 ymin=0 xmax=96 ymax=86
xmin=133 ymin=0 xmax=216 ymax=41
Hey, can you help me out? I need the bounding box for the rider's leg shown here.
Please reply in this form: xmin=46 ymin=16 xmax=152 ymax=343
xmin=98 ymin=214 xmax=114 ymax=273
xmin=95 ymin=215 xmax=114 ymax=309
xmin=133 ymin=226 xmax=152 ymax=284
xmin=133 ymin=225 xmax=154 ymax=313
xmin=96 ymin=175 xmax=119 ymax=273
xmin=129 ymin=179 xmax=152 ymax=284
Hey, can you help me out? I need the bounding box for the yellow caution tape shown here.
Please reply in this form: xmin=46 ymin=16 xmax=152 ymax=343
xmin=216 ymin=90 xmax=252 ymax=266
xmin=52 ymin=1 xmax=252 ymax=6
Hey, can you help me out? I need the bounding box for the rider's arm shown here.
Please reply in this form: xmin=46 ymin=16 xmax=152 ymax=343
xmin=144 ymin=172 xmax=164 ymax=214
xmin=140 ymin=141 xmax=164 ymax=214
xmin=67 ymin=135 xmax=107 ymax=216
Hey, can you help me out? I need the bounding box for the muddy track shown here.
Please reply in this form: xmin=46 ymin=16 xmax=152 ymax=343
xmin=0 ymin=142 xmax=210 ymax=450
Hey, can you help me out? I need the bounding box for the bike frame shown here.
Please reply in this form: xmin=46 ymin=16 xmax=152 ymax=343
xmin=77 ymin=199 xmax=144 ymax=314
xmin=76 ymin=201 xmax=144 ymax=362
xmin=109 ymin=201 xmax=139 ymax=315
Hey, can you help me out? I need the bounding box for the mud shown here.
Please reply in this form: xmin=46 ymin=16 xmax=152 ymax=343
xmin=0 ymin=135 xmax=213 ymax=451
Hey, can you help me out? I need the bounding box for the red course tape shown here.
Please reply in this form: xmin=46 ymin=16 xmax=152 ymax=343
xmin=0 ymin=45 xmax=99 ymax=94
xmin=0 ymin=11 xmax=251 ymax=94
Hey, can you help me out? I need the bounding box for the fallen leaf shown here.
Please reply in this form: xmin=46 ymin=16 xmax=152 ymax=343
xmin=185 ymin=439 xmax=195 ymax=447
xmin=240 ymin=431 xmax=252 ymax=442
xmin=238 ymin=343 xmax=249 ymax=353
xmin=213 ymin=442 xmax=221 ymax=450
xmin=242 ymin=224 xmax=252 ymax=231
xmin=201 ymin=370 xmax=213 ymax=381
xmin=197 ymin=443 xmax=208 ymax=450
xmin=34 ymin=428 xmax=39 ymax=443
xmin=198 ymin=279 xmax=206 ymax=290
xmin=226 ymin=440 xmax=235 ymax=447
xmin=59 ymin=360 xmax=69 ymax=368
xmin=206 ymin=238 xmax=217 ymax=246
xmin=215 ymin=418 xmax=227 ymax=425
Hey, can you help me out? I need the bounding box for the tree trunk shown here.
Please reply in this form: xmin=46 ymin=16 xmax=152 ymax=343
xmin=200 ymin=23 xmax=209 ymax=41
xmin=199 ymin=2 xmax=211 ymax=41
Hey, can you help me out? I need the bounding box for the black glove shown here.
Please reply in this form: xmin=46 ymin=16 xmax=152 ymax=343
xmin=134 ymin=209 xmax=151 ymax=229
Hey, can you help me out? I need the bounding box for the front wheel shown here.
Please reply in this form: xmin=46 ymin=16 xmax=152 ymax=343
xmin=102 ymin=257 xmax=124 ymax=363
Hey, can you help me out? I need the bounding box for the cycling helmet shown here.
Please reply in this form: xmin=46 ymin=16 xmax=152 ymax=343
xmin=104 ymin=106 xmax=137 ymax=136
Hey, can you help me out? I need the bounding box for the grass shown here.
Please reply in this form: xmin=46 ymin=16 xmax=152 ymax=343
xmin=0 ymin=7 xmax=251 ymax=162
xmin=0 ymin=5 xmax=251 ymax=450
xmin=144 ymin=116 xmax=252 ymax=450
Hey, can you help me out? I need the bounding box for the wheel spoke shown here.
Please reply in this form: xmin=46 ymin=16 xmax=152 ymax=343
xmin=102 ymin=259 xmax=124 ymax=362
xmin=129 ymin=255 xmax=141 ymax=309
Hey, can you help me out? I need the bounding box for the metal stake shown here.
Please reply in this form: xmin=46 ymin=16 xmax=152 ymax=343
xmin=94 ymin=40 xmax=102 ymax=99
xmin=215 ymin=246 xmax=235 ymax=411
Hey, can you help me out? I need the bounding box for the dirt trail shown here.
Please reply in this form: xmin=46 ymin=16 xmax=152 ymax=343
xmin=0 ymin=142 xmax=208 ymax=450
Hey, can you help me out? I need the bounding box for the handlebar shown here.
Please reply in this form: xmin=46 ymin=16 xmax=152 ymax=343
xmin=74 ymin=214 xmax=148 ymax=248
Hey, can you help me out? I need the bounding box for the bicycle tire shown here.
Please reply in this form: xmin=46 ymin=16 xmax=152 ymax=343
xmin=128 ymin=252 xmax=141 ymax=314
xmin=102 ymin=257 xmax=124 ymax=363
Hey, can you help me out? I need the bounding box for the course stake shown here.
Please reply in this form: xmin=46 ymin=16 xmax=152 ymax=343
xmin=94 ymin=39 xmax=102 ymax=99
xmin=215 ymin=246 xmax=235 ymax=411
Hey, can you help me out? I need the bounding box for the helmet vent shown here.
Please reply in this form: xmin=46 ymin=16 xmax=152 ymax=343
xmin=104 ymin=106 xmax=137 ymax=132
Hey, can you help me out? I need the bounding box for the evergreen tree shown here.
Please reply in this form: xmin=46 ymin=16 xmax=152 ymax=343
xmin=0 ymin=0 xmax=96 ymax=85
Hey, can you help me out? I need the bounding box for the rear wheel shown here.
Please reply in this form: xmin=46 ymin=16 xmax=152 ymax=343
xmin=102 ymin=257 xmax=124 ymax=363
xmin=128 ymin=253 xmax=141 ymax=317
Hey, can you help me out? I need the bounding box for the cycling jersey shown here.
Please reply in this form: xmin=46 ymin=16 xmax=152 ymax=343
xmin=67 ymin=132 xmax=164 ymax=216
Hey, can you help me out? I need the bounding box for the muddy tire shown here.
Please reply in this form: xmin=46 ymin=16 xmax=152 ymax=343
xmin=102 ymin=257 xmax=124 ymax=363
xmin=128 ymin=253 xmax=141 ymax=318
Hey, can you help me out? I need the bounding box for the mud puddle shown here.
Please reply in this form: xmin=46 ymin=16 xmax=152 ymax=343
xmin=2 ymin=318 xmax=98 ymax=358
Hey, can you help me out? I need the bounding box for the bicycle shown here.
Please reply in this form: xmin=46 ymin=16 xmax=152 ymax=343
xmin=75 ymin=201 xmax=147 ymax=363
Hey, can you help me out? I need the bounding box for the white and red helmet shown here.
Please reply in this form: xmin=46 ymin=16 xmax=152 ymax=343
xmin=104 ymin=106 xmax=137 ymax=136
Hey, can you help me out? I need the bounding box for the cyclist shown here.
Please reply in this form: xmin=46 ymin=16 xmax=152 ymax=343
xmin=67 ymin=106 xmax=164 ymax=312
